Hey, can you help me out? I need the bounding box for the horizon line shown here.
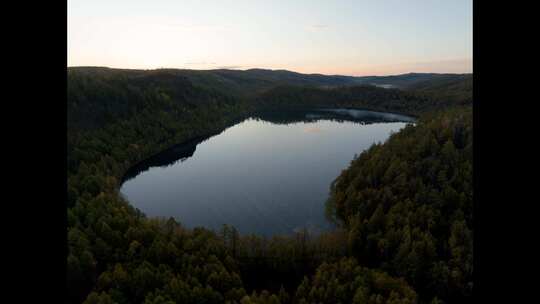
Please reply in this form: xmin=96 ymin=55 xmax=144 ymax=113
xmin=67 ymin=65 xmax=473 ymax=78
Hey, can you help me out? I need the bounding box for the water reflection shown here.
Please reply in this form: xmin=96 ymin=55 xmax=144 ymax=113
xmin=122 ymin=138 xmax=199 ymax=183
xmin=254 ymin=108 xmax=415 ymax=125
xmin=120 ymin=109 xmax=414 ymax=236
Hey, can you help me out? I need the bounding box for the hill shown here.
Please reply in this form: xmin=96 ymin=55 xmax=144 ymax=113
xmin=355 ymin=72 xmax=471 ymax=89
xmin=326 ymin=107 xmax=473 ymax=302
xmin=407 ymin=74 xmax=473 ymax=105
xmin=68 ymin=66 xmax=471 ymax=97
xmin=67 ymin=66 xmax=473 ymax=303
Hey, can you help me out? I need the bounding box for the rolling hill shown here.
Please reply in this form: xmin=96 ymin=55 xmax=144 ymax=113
xmin=67 ymin=66 xmax=473 ymax=303
xmin=68 ymin=67 xmax=471 ymax=97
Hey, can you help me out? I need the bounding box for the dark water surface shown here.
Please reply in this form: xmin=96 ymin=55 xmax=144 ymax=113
xmin=120 ymin=109 xmax=414 ymax=236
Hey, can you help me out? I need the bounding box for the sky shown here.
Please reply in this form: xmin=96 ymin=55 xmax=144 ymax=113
xmin=68 ymin=0 xmax=472 ymax=76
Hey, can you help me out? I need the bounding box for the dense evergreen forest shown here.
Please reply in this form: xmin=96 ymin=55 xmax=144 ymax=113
xmin=326 ymin=107 xmax=472 ymax=303
xmin=67 ymin=67 xmax=472 ymax=304
xmin=255 ymin=85 xmax=449 ymax=115
xmin=407 ymin=75 xmax=472 ymax=107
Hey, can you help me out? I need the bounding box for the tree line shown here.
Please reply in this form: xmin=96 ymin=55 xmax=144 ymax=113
xmin=326 ymin=107 xmax=473 ymax=302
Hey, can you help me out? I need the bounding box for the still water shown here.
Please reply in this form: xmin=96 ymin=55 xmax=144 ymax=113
xmin=120 ymin=109 xmax=414 ymax=236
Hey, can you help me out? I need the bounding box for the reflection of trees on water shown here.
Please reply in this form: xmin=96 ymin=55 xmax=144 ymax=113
xmin=121 ymin=139 xmax=199 ymax=183
xmin=122 ymin=108 xmax=415 ymax=184
xmin=252 ymin=108 xmax=415 ymax=126
xmin=121 ymin=117 xmax=248 ymax=183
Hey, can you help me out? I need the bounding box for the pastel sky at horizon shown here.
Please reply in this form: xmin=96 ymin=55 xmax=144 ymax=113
xmin=68 ymin=0 xmax=472 ymax=76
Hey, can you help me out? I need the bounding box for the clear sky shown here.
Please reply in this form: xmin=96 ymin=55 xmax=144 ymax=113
xmin=68 ymin=0 xmax=472 ymax=76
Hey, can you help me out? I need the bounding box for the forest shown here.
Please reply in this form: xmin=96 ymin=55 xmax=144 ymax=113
xmin=67 ymin=67 xmax=472 ymax=304
xmin=326 ymin=107 xmax=472 ymax=303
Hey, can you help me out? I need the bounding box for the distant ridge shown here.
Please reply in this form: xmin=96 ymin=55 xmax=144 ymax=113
xmin=68 ymin=66 xmax=470 ymax=79
xmin=68 ymin=66 xmax=471 ymax=97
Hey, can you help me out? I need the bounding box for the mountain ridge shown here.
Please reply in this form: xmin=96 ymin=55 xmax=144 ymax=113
xmin=68 ymin=66 xmax=470 ymax=80
xmin=68 ymin=66 xmax=471 ymax=98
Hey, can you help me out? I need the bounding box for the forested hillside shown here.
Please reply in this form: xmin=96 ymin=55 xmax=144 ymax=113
xmin=67 ymin=67 xmax=364 ymax=100
xmin=326 ymin=108 xmax=473 ymax=302
xmin=406 ymin=75 xmax=472 ymax=105
xmin=67 ymin=67 xmax=472 ymax=303
xmin=68 ymin=67 xmax=471 ymax=99
xmin=255 ymin=85 xmax=432 ymax=115
xmin=67 ymin=68 xmax=251 ymax=303
xmin=353 ymin=73 xmax=470 ymax=89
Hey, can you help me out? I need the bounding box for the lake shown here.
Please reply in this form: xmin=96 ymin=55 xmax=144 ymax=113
xmin=120 ymin=109 xmax=414 ymax=236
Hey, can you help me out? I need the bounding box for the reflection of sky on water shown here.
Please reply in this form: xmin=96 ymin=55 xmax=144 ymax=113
xmin=120 ymin=109 xmax=413 ymax=236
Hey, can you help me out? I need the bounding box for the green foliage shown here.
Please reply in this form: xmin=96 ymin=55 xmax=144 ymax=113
xmin=255 ymin=83 xmax=471 ymax=116
xmin=407 ymin=75 xmax=472 ymax=106
xmin=82 ymin=291 xmax=115 ymax=304
xmin=294 ymin=257 xmax=417 ymax=304
xmin=67 ymin=68 xmax=255 ymax=303
xmin=67 ymin=67 xmax=472 ymax=303
xmin=326 ymin=107 xmax=473 ymax=302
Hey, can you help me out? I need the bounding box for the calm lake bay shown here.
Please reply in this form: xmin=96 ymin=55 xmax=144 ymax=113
xmin=120 ymin=109 xmax=414 ymax=236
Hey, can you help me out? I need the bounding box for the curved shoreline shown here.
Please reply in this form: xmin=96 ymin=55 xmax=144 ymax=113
xmin=116 ymin=108 xmax=415 ymax=216
xmin=117 ymin=107 xmax=416 ymax=202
